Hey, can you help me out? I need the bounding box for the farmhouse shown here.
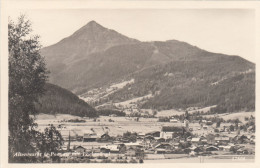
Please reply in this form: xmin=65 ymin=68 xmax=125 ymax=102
xmin=75 ymin=146 xmax=86 ymax=153
xmin=98 ymin=133 xmax=111 ymax=142
xmin=160 ymin=126 xmax=183 ymax=139
xmin=100 ymin=144 xmax=120 ymax=153
xmin=83 ymin=130 xmax=98 ymax=142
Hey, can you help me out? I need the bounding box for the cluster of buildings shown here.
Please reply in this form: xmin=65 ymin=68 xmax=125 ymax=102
xmin=58 ymin=124 xmax=255 ymax=160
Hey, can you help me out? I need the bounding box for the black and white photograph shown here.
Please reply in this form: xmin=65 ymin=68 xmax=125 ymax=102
xmin=1 ymin=0 xmax=259 ymax=166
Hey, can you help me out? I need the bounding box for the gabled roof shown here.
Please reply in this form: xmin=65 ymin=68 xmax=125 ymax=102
xmin=75 ymin=145 xmax=85 ymax=149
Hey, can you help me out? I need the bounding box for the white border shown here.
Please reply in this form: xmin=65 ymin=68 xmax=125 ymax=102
xmin=1 ymin=1 xmax=260 ymax=168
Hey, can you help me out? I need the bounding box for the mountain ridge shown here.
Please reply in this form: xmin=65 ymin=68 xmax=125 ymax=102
xmin=41 ymin=21 xmax=255 ymax=112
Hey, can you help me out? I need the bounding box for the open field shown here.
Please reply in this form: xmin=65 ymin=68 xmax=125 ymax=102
xmin=33 ymin=114 xmax=166 ymax=136
xmin=202 ymin=112 xmax=255 ymax=123
xmin=155 ymin=109 xmax=184 ymax=117
xmin=32 ymin=113 xmax=253 ymax=139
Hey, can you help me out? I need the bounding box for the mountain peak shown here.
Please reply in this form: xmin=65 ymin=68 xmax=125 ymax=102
xmin=85 ymin=20 xmax=103 ymax=28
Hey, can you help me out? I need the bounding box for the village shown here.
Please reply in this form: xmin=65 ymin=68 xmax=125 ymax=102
xmin=34 ymin=110 xmax=255 ymax=163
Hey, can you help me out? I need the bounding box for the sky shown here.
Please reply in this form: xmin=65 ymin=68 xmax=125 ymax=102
xmin=8 ymin=9 xmax=255 ymax=62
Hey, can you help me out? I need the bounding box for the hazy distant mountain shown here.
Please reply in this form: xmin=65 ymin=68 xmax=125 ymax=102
xmin=41 ymin=21 xmax=255 ymax=113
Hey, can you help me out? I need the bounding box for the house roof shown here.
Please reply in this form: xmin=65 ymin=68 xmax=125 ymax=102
xmin=191 ymin=138 xmax=200 ymax=142
xmin=83 ymin=134 xmax=98 ymax=138
xmin=206 ymin=146 xmax=219 ymax=150
xmin=124 ymin=142 xmax=142 ymax=146
xmin=215 ymin=137 xmax=230 ymax=141
xmin=155 ymin=143 xmax=171 ymax=148
xmin=162 ymin=126 xmax=183 ymax=132
xmin=138 ymin=132 xmax=146 ymax=136
xmin=146 ymin=131 xmax=160 ymax=135
xmin=75 ymin=146 xmax=85 ymax=149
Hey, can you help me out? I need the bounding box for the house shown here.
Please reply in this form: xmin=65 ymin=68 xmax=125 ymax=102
xmin=145 ymin=131 xmax=160 ymax=138
xmin=124 ymin=142 xmax=142 ymax=149
xmin=191 ymin=138 xmax=201 ymax=144
xmin=202 ymin=120 xmax=207 ymax=123
xmin=138 ymin=132 xmax=146 ymax=137
xmin=206 ymin=146 xmax=219 ymax=151
xmin=206 ymin=121 xmax=213 ymax=125
xmin=160 ymin=132 xmax=174 ymax=139
xmin=190 ymin=146 xmax=202 ymax=153
xmin=100 ymin=144 xmax=120 ymax=153
xmin=170 ymin=119 xmax=178 ymax=123
xmin=126 ymin=147 xmax=136 ymax=156
xmin=155 ymin=148 xmax=166 ymax=154
xmin=173 ymin=143 xmax=180 ymax=148
xmin=236 ymin=147 xmax=252 ymax=155
xmin=189 ymin=151 xmax=196 ymax=156
xmin=187 ymin=136 xmax=192 ymax=142
xmin=200 ymin=136 xmax=207 ymax=144
xmin=136 ymin=137 xmax=144 ymax=144
xmin=219 ymin=145 xmax=232 ymax=151
xmin=144 ymin=135 xmax=155 ymax=141
xmin=156 ymin=138 xmax=166 ymax=143
xmin=76 ymin=136 xmax=83 ymax=141
xmin=203 ymin=126 xmax=208 ymax=130
xmin=234 ymin=135 xmax=250 ymax=144
xmin=215 ymin=137 xmax=230 ymax=143
xmin=75 ymin=146 xmax=86 ymax=153
xmin=160 ymin=126 xmax=184 ymax=139
xmin=98 ymin=133 xmax=111 ymax=142
xmin=83 ymin=132 xmax=98 ymax=142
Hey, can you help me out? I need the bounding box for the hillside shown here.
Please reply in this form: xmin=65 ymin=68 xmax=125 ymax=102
xmin=94 ymin=55 xmax=254 ymax=113
xmin=41 ymin=21 xmax=255 ymax=113
xmin=35 ymin=83 xmax=97 ymax=117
